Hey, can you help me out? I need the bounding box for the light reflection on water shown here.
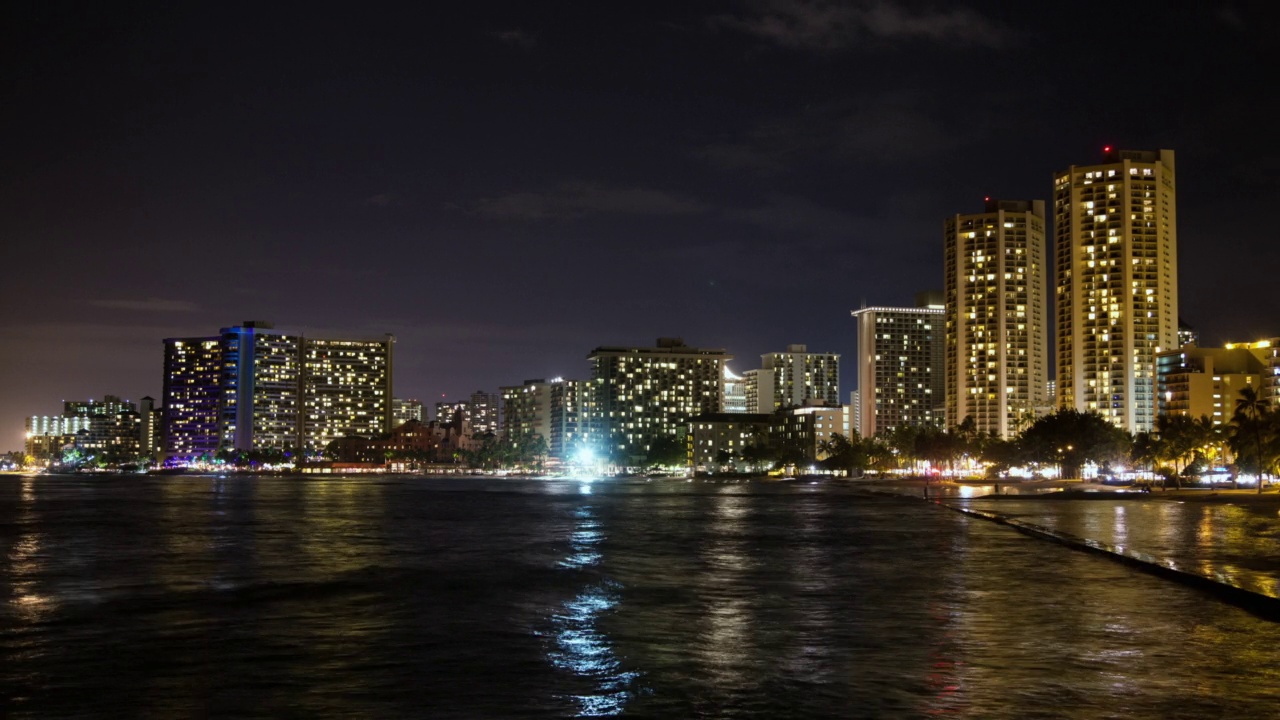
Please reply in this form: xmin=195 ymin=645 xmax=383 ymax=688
xmin=549 ymin=504 xmax=639 ymax=716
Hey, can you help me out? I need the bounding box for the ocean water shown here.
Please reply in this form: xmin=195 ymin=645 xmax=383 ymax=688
xmin=3 ymin=474 xmax=1280 ymax=718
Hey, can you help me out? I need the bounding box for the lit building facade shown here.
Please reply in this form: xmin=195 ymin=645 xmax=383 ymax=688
xmin=851 ymin=299 xmax=945 ymax=437
xmin=1156 ymin=342 xmax=1275 ymax=425
xmin=743 ymin=369 xmax=765 ymax=413
xmin=688 ymin=412 xmax=771 ymax=470
xmin=393 ymin=398 xmax=424 ymax=427
xmin=64 ymin=395 xmax=135 ymax=418
xmin=24 ymin=414 xmax=89 ymax=463
xmin=1178 ymin=319 xmax=1198 ymax=349
xmin=754 ymin=345 xmax=840 ymax=412
xmin=162 ymin=323 xmax=394 ymax=459
xmin=220 ymin=323 xmax=303 ymax=452
xmin=549 ymin=380 xmax=588 ymax=459
xmin=162 ymin=337 xmax=224 ymax=459
xmin=588 ymin=338 xmax=729 ymax=463
xmin=26 ymin=415 xmax=91 ymax=438
xmin=139 ymin=396 xmax=160 ymax=456
xmin=435 ymin=401 xmax=468 ymax=424
xmin=850 ymin=390 xmax=861 ymax=437
xmin=470 ymin=391 xmax=502 ymax=435
xmin=500 ymin=379 xmax=554 ymax=445
xmin=772 ymin=403 xmax=846 ymax=462
xmin=301 ymin=336 xmax=395 ymax=452
xmin=722 ymin=366 xmax=747 ymax=413
xmin=1054 ymin=148 xmax=1177 ymax=433
xmin=944 ymin=199 xmax=1048 ymax=438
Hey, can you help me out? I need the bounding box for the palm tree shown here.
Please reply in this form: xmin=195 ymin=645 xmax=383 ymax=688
xmin=1131 ymin=431 xmax=1158 ymax=480
xmin=1231 ymin=386 xmax=1270 ymax=494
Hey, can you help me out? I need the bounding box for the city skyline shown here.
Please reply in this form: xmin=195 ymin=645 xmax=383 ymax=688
xmin=4 ymin=2 xmax=1278 ymax=450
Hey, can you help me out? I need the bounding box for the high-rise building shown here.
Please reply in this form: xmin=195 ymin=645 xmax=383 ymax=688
xmin=756 ymin=344 xmax=840 ymax=411
xmin=301 ymin=336 xmax=395 ymax=452
xmin=743 ymin=368 xmax=766 ymax=413
xmin=1054 ymin=148 xmax=1177 ymax=433
xmin=850 ymin=390 xmax=861 ymax=437
xmin=722 ymin=366 xmax=747 ymax=413
xmin=161 ymin=323 xmax=394 ymax=460
xmin=588 ymin=338 xmax=729 ymax=462
xmin=500 ymin=379 xmax=554 ymax=445
xmin=469 ymin=391 xmax=501 ymax=435
xmin=220 ymin=323 xmax=303 ymax=452
xmin=851 ymin=296 xmax=944 ymax=437
xmin=944 ymin=199 xmax=1049 ymax=438
xmin=549 ymin=380 xmax=588 ymax=459
xmin=162 ymin=337 xmax=224 ymax=459
xmin=138 ymin=396 xmax=159 ymax=456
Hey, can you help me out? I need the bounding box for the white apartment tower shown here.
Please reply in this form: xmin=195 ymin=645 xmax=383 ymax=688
xmin=944 ymin=199 xmax=1048 ymax=438
xmin=851 ymin=294 xmax=945 ymax=437
xmin=754 ymin=345 xmax=840 ymax=412
xmin=1054 ymin=148 xmax=1177 ymax=433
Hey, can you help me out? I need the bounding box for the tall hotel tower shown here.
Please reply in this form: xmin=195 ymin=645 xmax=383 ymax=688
xmin=851 ymin=293 xmax=945 ymax=437
xmin=944 ymin=199 xmax=1048 ymax=438
xmin=1054 ymin=148 xmax=1177 ymax=433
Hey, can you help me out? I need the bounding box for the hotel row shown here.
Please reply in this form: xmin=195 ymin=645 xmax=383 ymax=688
xmin=22 ymin=148 xmax=1280 ymax=467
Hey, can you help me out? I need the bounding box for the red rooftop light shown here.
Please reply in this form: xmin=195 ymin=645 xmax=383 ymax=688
xmin=1104 ymin=145 xmax=1112 ymax=152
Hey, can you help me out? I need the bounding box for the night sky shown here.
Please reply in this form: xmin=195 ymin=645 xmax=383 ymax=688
xmin=2 ymin=1 xmax=1276 ymax=450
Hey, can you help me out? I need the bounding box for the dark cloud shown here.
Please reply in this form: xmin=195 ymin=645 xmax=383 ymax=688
xmin=470 ymin=183 xmax=708 ymax=221
xmin=702 ymin=93 xmax=961 ymax=173
xmin=725 ymin=194 xmax=872 ymax=242
xmin=1215 ymin=6 xmax=1245 ymax=30
xmin=489 ymin=28 xmax=537 ymax=49
xmin=361 ymin=193 xmax=398 ymax=208
xmin=709 ymin=0 xmax=1013 ymax=52
xmin=89 ymin=298 xmax=199 ymax=313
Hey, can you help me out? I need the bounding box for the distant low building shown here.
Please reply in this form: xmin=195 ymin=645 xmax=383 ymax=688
xmin=771 ymin=403 xmax=846 ymax=464
xmin=688 ymin=413 xmax=772 ymax=470
xmin=394 ymin=398 xmax=424 ymax=426
xmin=1157 ymin=340 xmax=1279 ymax=425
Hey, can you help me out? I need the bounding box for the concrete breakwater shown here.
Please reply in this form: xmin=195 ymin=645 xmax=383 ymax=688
xmin=934 ymin=499 xmax=1280 ymax=621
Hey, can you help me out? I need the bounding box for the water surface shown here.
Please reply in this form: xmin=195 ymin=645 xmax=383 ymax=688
xmin=3 ymin=474 xmax=1279 ymax=718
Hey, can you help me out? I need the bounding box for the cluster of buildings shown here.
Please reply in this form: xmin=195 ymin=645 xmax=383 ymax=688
xmin=859 ymin=147 xmax=1277 ymax=443
xmin=21 ymin=147 xmax=1279 ymax=471
xmin=24 ymin=395 xmax=159 ymax=465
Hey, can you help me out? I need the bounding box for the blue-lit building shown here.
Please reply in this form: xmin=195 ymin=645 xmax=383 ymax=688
xmin=161 ymin=322 xmax=394 ymax=461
